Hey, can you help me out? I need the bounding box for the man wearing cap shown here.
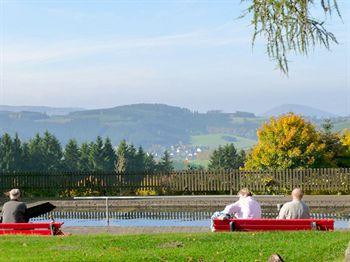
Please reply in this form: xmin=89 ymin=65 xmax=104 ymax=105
xmin=277 ymin=188 xmax=310 ymax=219
xmin=1 ymin=189 xmax=27 ymax=223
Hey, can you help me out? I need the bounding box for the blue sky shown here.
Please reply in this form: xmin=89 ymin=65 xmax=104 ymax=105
xmin=1 ymin=0 xmax=349 ymax=115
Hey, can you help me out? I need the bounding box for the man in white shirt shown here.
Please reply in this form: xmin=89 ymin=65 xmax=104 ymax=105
xmin=277 ymin=188 xmax=310 ymax=219
xmin=211 ymin=188 xmax=261 ymax=231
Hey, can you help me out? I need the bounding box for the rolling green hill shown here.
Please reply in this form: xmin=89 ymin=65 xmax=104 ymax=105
xmin=1 ymin=104 xmax=249 ymax=148
xmin=0 ymin=105 xmax=83 ymax=116
xmin=190 ymin=134 xmax=257 ymax=149
xmin=1 ymin=103 xmax=349 ymax=152
xmin=333 ymin=119 xmax=350 ymax=132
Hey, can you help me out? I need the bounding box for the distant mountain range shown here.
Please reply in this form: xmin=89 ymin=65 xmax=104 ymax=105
xmin=263 ymin=104 xmax=338 ymax=119
xmin=0 ymin=105 xmax=84 ymax=116
xmin=0 ymin=104 xmax=262 ymax=149
xmin=0 ymin=103 xmax=348 ymax=152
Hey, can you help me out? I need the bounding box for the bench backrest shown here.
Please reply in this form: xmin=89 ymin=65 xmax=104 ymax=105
xmin=0 ymin=222 xmax=64 ymax=235
xmin=213 ymin=219 xmax=334 ymax=232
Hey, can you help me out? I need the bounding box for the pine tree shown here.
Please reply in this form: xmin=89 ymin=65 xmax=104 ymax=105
xmin=144 ymin=153 xmax=157 ymax=173
xmin=127 ymin=144 xmax=137 ymax=173
xmin=20 ymin=142 xmax=30 ymax=171
xmin=79 ymin=142 xmax=91 ymax=172
xmin=102 ymin=137 xmax=116 ymax=172
xmin=208 ymin=146 xmax=222 ymax=170
xmin=0 ymin=135 xmax=3 ymax=171
xmin=12 ymin=133 xmax=22 ymax=172
xmin=158 ymin=150 xmax=174 ymax=173
xmin=237 ymin=149 xmax=246 ymax=167
xmin=135 ymin=146 xmax=146 ymax=173
xmin=63 ymin=139 xmax=80 ymax=172
xmin=89 ymin=136 xmax=105 ymax=172
xmin=0 ymin=133 xmax=14 ymax=172
xmin=27 ymin=133 xmax=44 ymax=171
xmin=208 ymin=144 xmax=245 ymax=171
xmin=116 ymin=140 xmax=128 ymax=173
xmin=42 ymin=131 xmax=63 ymax=172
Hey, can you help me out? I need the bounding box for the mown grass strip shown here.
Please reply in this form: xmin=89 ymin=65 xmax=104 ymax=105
xmin=0 ymin=231 xmax=349 ymax=261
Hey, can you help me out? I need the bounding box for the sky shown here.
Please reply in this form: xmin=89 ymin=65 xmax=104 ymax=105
xmin=1 ymin=0 xmax=349 ymax=115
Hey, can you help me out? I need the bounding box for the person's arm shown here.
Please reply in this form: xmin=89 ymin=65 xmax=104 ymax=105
xmin=222 ymin=201 xmax=240 ymax=217
xmin=304 ymin=204 xmax=311 ymax=219
xmin=21 ymin=203 xmax=28 ymax=223
xmin=0 ymin=205 xmax=4 ymax=223
xmin=277 ymin=205 xmax=287 ymax=219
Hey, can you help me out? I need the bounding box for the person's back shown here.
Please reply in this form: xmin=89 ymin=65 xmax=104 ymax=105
xmin=2 ymin=200 xmax=27 ymax=223
xmin=1 ymin=189 xmax=27 ymax=223
xmin=224 ymin=196 xmax=261 ymax=219
xmin=238 ymin=196 xmax=261 ymax=219
xmin=210 ymin=188 xmax=261 ymax=231
xmin=277 ymin=188 xmax=310 ymax=219
xmin=277 ymin=200 xmax=310 ymax=219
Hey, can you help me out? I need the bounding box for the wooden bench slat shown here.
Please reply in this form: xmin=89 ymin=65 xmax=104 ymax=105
xmin=0 ymin=230 xmax=52 ymax=235
xmin=213 ymin=219 xmax=334 ymax=232
xmin=0 ymin=222 xmax=64 ymax=235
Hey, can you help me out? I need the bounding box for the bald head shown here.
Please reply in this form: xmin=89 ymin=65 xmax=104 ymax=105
xmin=291 ymin=188 xmax=304 ymax=200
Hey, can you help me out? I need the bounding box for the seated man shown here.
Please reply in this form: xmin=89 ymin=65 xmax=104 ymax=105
xmin=277 ymin=188 xmax=310 ymax=219
xmin=211 ymin=188 xmax=261 ymax=231
xmin=1 ymin=189 xmax=27 ymax=223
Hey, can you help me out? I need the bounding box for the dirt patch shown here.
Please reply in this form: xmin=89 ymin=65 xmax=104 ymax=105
xmin=50 ymin=245 xmax=80 ymax=251
xmin=158 ymin=241 xmax=184 ymax=249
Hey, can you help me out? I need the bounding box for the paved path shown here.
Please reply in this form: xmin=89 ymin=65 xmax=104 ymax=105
xmin=63 ymin=226 xmax=209 ymax=235
xmin=23 ymin=195 xmax=350 ymax=209
xmin=62 ymin=226 xmax=349 ymax=235
xmin=2 ymin=195 xmax=350 ymax=209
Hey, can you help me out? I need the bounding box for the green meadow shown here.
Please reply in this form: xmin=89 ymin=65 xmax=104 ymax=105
xmin=0 ymin=231 xmax=349 ymax=261
xmin=191 ymin=133 xmax=257 ymax=150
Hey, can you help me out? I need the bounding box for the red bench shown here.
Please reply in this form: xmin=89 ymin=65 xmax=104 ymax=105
xmin=213 ymin=219 xmax=334 ymax=232
xmin=0 ymin=222 xmax=64 ymax=235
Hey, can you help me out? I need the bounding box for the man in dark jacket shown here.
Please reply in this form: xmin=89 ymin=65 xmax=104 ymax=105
xmin=1 ymin=189 xmax=27 ymax=223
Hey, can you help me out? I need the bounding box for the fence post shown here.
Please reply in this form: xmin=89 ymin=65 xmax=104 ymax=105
xmin=105 ymin=197 xmax=109 ymax=226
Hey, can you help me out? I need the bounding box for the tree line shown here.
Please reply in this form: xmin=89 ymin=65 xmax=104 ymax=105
xmin=0 ymin=131 xmax=173 ymax=173
xmin=207 ymin=114 xmax=350 ymax=170
xmin=1 ymin=113 xmax=350 ymax=173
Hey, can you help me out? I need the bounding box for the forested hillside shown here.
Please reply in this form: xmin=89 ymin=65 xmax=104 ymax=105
xmin=0 ymin=104 xmax=261 ymax=149
xmin=0 ymin=105 xmax=83 ymax=116
xmin=0 ymin=103 xmax=349 ymax=152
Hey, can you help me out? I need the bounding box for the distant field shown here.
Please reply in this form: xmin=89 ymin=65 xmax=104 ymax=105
xmin=333 ymin=120 xmax=350 ymax=132
xmin=230 ymin=116 xmax=266 ymax=125
xmin=188 ymin=159 xmax=210 ymax=168
xmin=190 ymin=133 xmax=257 ymax=150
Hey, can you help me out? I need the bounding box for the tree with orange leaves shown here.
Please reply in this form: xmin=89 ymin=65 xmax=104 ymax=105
xmin=245 ymin=113 xmax=327 ymax=170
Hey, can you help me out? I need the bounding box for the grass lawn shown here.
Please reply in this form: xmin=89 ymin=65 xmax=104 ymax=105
xmin=0 ymin=231 xmax=349 ymax=261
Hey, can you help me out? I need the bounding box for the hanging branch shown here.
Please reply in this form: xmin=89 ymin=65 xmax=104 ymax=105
xmin=241 ymin=0 xmax=342 ymax=75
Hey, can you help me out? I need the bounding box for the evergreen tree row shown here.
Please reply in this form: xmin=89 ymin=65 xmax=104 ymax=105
xmin=208 ymin=144 xmax=246 ymax=171
xmin=0 ymin=132 xmax=174 ymax=173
